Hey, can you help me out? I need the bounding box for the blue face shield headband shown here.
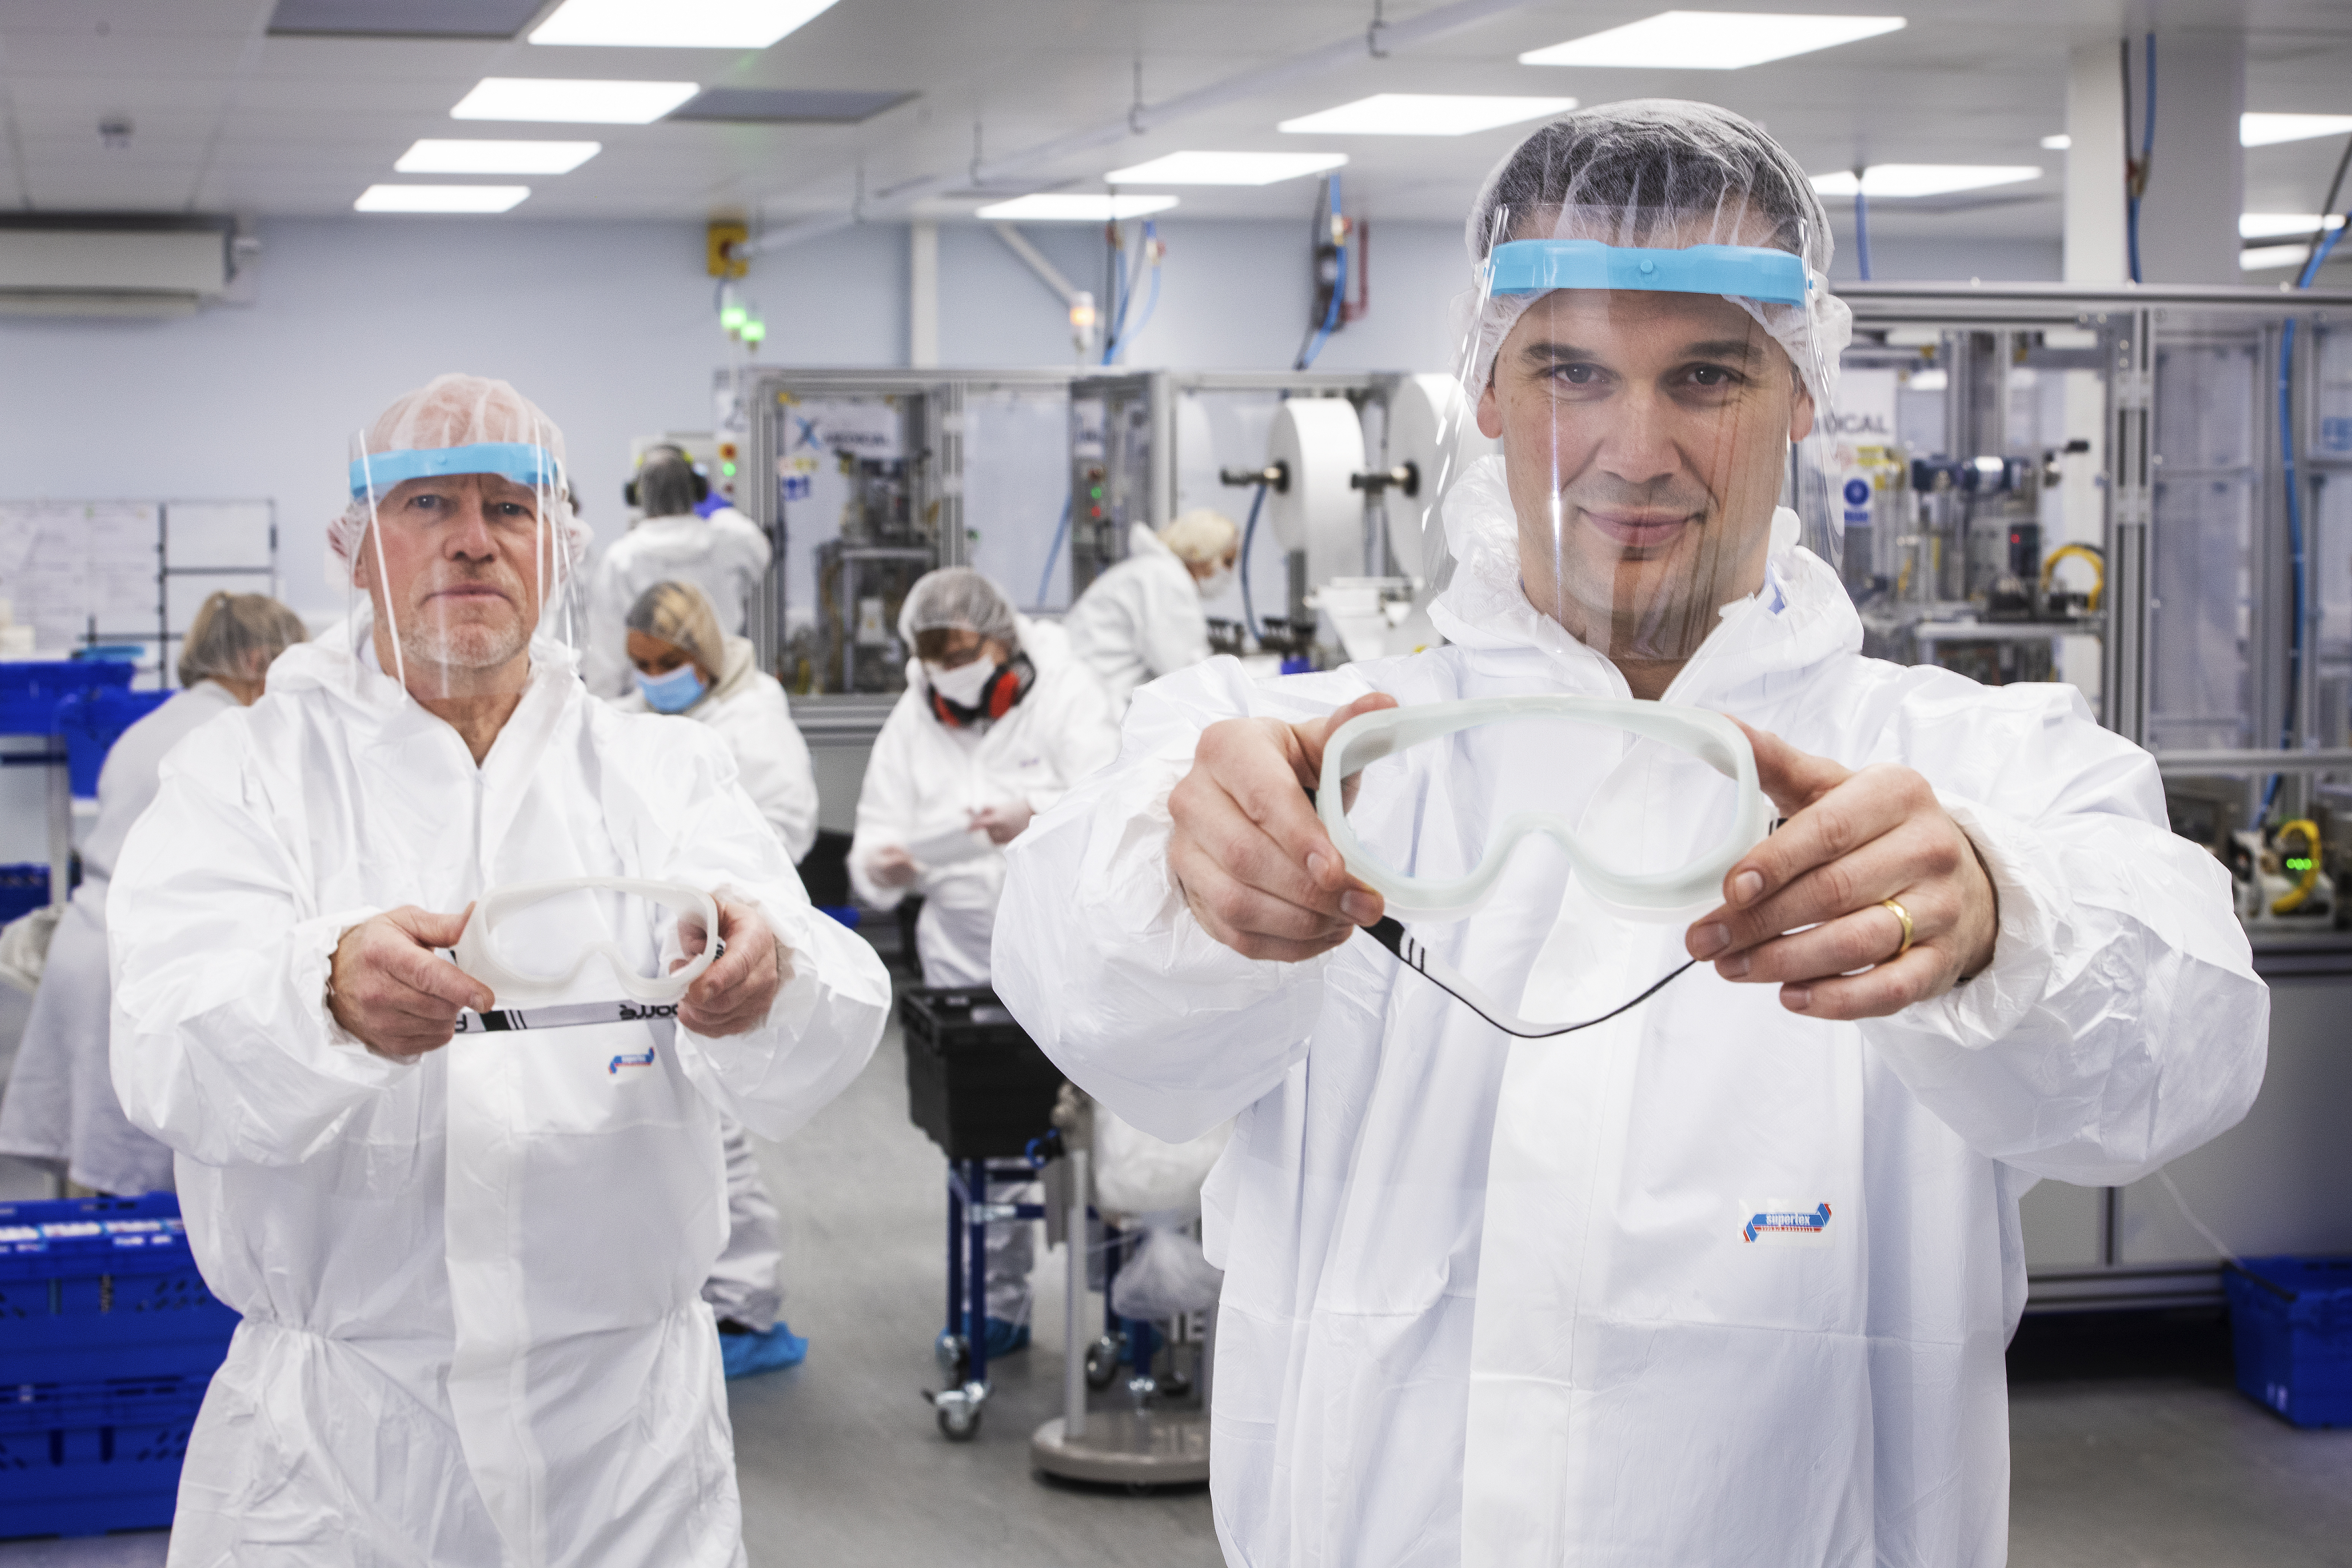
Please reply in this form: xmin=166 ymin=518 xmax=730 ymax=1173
xmin=1482 ymin=239 xmax=1809 ymax=304
xmin=349 ymin=441 xmax=559 ymax=496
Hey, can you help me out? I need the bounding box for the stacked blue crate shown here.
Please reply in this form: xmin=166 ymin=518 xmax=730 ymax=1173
xmin=0 ymin=1194 xmax=239 ymax=1538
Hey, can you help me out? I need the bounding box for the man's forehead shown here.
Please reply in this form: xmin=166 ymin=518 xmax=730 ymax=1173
xmin=382 ymin=471 xmax=539 ymax=503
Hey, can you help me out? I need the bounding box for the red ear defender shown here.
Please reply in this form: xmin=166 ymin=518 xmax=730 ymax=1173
xmin=985 ymin=665 xmax=1020 ymax=719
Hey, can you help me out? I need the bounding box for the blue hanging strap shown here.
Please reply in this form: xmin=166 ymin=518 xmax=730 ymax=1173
xmin=1484 ymin=239 xmax=1809 ymax=305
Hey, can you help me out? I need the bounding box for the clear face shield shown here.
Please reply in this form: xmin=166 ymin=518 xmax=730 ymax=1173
xmin=346 ymin=432 xmax=577 ymax=699
xmin=1459 ymin=207 xmax=1839 ymax=670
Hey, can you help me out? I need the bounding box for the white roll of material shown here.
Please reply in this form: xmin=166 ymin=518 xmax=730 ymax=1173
xmin=1383 ymin=372 xmax=1495 ymax=582
xmin=1266 ymin=397 xmax=1366 ymax=591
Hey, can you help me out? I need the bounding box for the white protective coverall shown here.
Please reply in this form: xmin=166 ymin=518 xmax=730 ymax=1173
xmin=615 ymin=631 xmax=819 ymax=865
xmin=618 ymin=628 xmax=822 ymax=1333
xmin=1065 ymin=522 xmax=1213 ymax=711
xmin=847 ymin=620 xmax=1120 ymax=988
xmin=0 ymin=680 xmax=239 ymax=1194
xmin=993 ymin=456 xmax=2268 ymax=1568
xmin=582 ymin=507 xmax=771 ymax=698
xmin=109 ymin=624 xmax=892 ymax=1567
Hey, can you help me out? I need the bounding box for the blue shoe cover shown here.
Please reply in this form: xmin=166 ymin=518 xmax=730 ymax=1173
xmin=722 ymin=1321 xmax=809 ymax=1379
xmin=983 ymin=1317 xmax=1031 ymax=1358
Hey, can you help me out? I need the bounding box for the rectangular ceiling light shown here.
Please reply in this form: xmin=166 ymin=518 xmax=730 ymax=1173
xmin=395 ymin=139 xmax=601 ymax=174
xmin=268 ymin=0 xmax=544 ymax=38
xmin=1811 ymin=164 xmax=2041 ymax=198
xmin=2241 ymin=212 xmax=2347 ymax=240
xmin=530 ymin=0 xmax=841 ymax=49
xmin=1520 ymin=11 xmax=1904 ymax=70
xmin=1107 ymin=151 xmax=1347 ymax=186
xmin=1278 ymin=95 xmax=1574 ymax=137
xmin=975 ymin=194 xmax=1180 ymax=223
xmin=2241 ymin=113 xmax=2352 ymax=147
xmin=2241 ymin=243 xmax=2319 ymax=272
xmin=452 ymin=78 xmax=700 ymax=123
xmin=2040 ymin=133 xmax=2071 ymax=150
xmin=667 ymin=88 xmax=915 ymax=123
xmin=356 ymin=185 xmax=531 ymax=213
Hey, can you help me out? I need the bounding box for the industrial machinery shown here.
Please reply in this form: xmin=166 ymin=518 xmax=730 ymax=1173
xmin=727 ymin=368 xmax=1074 ymax=696
xmin=1067 ymin=370 xmax=1493 ymax=669
xmin=1840 ymin=280 xmax=2352 ymax=1312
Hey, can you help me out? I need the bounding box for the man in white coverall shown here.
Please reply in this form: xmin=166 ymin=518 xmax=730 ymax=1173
xmin=108 ymin=373 xmax=892 ymax=1566
xmin=993 ymin=103 xmax=2267 ymax=1567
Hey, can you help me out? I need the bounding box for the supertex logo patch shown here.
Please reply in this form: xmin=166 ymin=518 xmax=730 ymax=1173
xmin=1742 ymin=1201 xmax=1833 ymax=1247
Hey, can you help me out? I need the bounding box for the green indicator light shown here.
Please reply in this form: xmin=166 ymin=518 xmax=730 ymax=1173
xmin=721 ymin=460 xmax=737 ymax=477
xmin=741 ymin=319 xmax=767 ymax=344
xmin=1090 ymin=485 xmax=1104 ymax=499
xmin=720 ymin=304 xmax=748 ymax=331
xmin=2287 ymin=857 xmax=2314 ymax=871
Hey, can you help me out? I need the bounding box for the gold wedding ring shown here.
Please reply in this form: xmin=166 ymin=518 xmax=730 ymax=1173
xmin=1881 ymin=898 xmax=1915 ymax=959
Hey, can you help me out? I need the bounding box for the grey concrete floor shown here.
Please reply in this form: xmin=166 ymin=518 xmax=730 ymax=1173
xmin=0 ymin=984 xmax=2344 ymax=1565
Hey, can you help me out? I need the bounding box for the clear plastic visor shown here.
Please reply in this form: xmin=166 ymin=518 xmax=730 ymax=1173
xmin=1457 ymin=209 xmax=1837 ymax=665
xmin=348 ymin=433 xmax=574 ymax=699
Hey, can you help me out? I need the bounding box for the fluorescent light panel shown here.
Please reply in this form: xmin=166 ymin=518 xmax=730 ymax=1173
xmin=356 ymin=184 xmax=531 ymax=212
xmin=2040 ymin=133 xmax=2071 ymax=150
xmin=1811 ymin=164 xmax=2041 ymax=198
xmin=451 ymin=77 xmax=699 ymax=124
xmin=530 ymin=0 xmax=840 ymax=48
xmin=975 ymin=194 xmax=1179 ymax=222
xmin=2241 ymin=113 xmax=2352 ymax=148
xmin=396 ymin=139 xmax=600 ymax=174
xmin=1519 ymin=11 xmax=1904 ymax=70
xmin=1278 ymin=94 xmax=1574 ymax=137
xmin=2241 ymin=243 xmax=2321 ymax=272
xmin=1106 ymin=151 xmax=1346 ymax=186
xmin=2241 ymin=213 xmax=2347 ymax=240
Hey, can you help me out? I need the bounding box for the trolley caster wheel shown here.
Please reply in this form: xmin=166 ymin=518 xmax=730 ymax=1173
xmin=937 ymin=1404 xmax=982 ymax=1441
xmin=1084 ymin=1335 xmax=1122 ymax=1390
xmin=934 ymin=1332 xmax=971 ymax=1386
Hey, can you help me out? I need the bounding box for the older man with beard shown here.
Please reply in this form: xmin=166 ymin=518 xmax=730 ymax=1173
xmin=108 ymin=373 xmax=890 ymax=1567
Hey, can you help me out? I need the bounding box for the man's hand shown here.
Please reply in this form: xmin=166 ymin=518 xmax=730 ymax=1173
xmin=868 ymin=845 xmax=918 ymax=888
xmin=971 ymin=801 xmax=1034 ymax=845
xmin=1168 ymin=692 xmax=1397 ymax=962
xmin=1684 ymin=719 xmax=1999 ymax=1019
xmin=329 ymin=906 xmax=492 ymax=1062
xmin=673 ymin=894 xmax=792 ymax=1037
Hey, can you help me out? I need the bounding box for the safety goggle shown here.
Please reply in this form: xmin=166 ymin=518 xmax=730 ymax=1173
xmin=1317 ymin=695 xmax=1772 ymax=922
xmin=450 ymin=877 xmax=724 ymax=1027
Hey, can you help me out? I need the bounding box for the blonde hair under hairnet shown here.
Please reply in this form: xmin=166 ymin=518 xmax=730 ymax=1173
xmin=1159 ymin=509 xmax=1239 ymax=566
xmin=179 ymin=591 xmax=307 ymax=688
xmin=625 ymin=580 xmax=726 ymax=679
xmin=327 ymin=373 xmax=591 ymax=588
xmin=897 ymin=567 xmax=1020 ymax=651
xmin=1460 ymin=100 xmax=1851 ymax=409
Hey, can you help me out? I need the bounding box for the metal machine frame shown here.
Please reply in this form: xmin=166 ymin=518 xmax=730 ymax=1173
xmin=1841 ymin=281 xmax=2352 ymax=1312
xmin=728 ymin=367 xmax=1078 ymax=685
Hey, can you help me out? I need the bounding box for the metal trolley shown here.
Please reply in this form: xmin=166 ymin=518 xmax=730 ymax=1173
xmin=898 ymin=986 xmax=1065 ymax=1441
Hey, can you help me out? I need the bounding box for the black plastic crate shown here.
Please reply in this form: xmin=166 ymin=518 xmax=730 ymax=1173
xmin=899 ymin=987 xmax=1064 ymax=1160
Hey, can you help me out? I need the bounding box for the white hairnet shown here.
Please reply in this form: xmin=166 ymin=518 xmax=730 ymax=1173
xmin=1461 ymin=100 xmax=1851 ymax=410
xmin=1159 ymin=509 xmax=1240 ymax=566
xmin=328 ymin=373 xmax=590 ymax=587
xmin=898 ymin=567 xmax=1019 ymax=650
xmin=625 ymin=579 xmax=726 ymax=678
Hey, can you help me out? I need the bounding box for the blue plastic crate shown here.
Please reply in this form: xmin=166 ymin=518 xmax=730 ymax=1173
xmin=0 ymin=1195 xmax=239 ymax=1388
xmin=2224 ymin=1254 xmax=2352 ymax=1428
xmin=0 ymin=867 xmax=46 ymax=926
xmin=0 ymin=1375 xmax=207 ymax=1539
xmin=0 ymin=662 xmax=133 ymax=739
xmin=55 ymin=688 xmax=170 ymax=799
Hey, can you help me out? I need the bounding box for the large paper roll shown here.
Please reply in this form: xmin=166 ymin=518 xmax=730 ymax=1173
xmin=1382 ymin=372 xmax=1495 ymax=581
xmin=1266 ymin=397 xmax=1366 ymax=590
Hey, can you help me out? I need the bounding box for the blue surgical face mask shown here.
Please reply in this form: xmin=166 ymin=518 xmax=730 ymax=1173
xmin=635 ymin=662 xmax=707 ymax=713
